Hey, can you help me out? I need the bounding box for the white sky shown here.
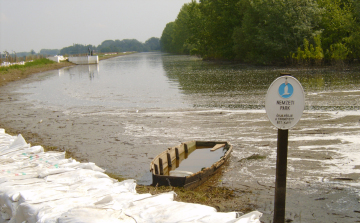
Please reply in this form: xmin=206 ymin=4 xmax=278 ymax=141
xmin=0 ymin=0 xmax=192 ymax=53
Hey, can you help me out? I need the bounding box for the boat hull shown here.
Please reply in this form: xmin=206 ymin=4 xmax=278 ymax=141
xmin=150 ymin=141 xmax=232 ymax=189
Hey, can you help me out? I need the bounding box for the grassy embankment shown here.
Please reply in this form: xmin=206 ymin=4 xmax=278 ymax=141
xmin=0 ymin=52 xmax=135 ymax=87
xmin=0 ymin=58 xmax=73 ymax=87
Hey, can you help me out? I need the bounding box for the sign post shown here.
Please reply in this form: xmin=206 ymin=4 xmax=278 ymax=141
xmin=265 ymin=75 xmax=305 ymax=223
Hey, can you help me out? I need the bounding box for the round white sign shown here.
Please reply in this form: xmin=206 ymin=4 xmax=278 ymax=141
xmin=265 ymin=76 xmax=305 ymax=129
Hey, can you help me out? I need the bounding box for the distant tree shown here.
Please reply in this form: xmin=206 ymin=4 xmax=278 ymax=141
xmin=60 ymin=44 xmax=95 ymax=55
xmin=160 ymin=22 xmax=176 ymax=53
xmin=97 ymin=39 xmax=149 ymax=53
xmin=100 ymin=47 xmax=112 ymax=53
xmin=144 ymin=37 xmax=160 ymax=51
xmin=118 ymin=39 xmax=146 ymax=52
xmin=40 ymin=49 xmax=60 ymax=56
xmin=97 ymin=40 xmax=116 ymax=53
xmin=30 ymin=49 xmax=36 ymax=55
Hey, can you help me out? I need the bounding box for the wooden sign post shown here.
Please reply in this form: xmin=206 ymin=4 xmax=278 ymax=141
xmin=265 ymin=75 xmax=305 ymax=223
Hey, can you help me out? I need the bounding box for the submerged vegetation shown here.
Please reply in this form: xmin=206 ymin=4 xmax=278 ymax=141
xmin=160 ymin=0 xmax=360 ymax=65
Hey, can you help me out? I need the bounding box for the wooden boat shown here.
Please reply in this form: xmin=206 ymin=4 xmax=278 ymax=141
xmin=150 ymin=141 xmax=233 ymax=189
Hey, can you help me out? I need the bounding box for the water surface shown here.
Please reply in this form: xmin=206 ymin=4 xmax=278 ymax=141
xmin=17 ymin=53 xmax=360 ymax=111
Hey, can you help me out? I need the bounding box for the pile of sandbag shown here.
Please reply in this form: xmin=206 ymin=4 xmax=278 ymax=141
xmin=0 ymin=128 xmax=262 ymax=223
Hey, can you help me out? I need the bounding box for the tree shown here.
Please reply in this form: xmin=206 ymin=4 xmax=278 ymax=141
xmin=144 ymin=37 xmax=160 ymax=51
xmin=40 ymin=49 xmax=60 ymax=56
xmin=318 ymin=0 xmax=355 ymax=61
xmin=233 ymin=0 xmax=322 ymax=64
xmin=196 ymin=0 xmax=242 ymax=59
xmin=160 ymin=22 xmax=176 ymax=53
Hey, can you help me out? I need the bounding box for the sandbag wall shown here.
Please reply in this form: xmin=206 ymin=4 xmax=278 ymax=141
xmin=0 ymin=128 xmax=262 ymax=223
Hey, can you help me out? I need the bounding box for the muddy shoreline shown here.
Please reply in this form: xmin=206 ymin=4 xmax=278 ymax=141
xmin=1 ymin=62 xmax=360 ymax=222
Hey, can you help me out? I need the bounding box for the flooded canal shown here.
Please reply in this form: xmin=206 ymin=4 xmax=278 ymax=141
xmin=0 ymin=52 xmax=360 ymax=222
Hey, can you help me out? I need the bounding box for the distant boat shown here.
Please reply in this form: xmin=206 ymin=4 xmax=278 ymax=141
xmin=150 ymin=141 xmax=233 ymax=189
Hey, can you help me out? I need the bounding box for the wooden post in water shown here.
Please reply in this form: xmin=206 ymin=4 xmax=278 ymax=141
xmin=273 ymin=129 xmax=288 ymax=223
xmin=167 ymin=153 xmax=172 ymax=167
xmin=184 ymin=143 xmax=189 ymax=159
xmin=159 ymin=158 xmax=164 ymax=175
xmin=175 ymin=148 xmax=180 ymax=160
xmin=154 ymin=164 xmax=159 ymax=175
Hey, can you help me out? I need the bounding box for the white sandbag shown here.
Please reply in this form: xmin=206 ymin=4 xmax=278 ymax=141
xmin=125 ymin=192 xmax=218 ymax=223
xmin=26 ymin=145 xmax=44 ymax=154
xmin=58 ymin=159 xmax=81 ymax=168
xmin=0 ymin=178 xmax=45 ymax=186
xmin=77 ymin=162 xmax=105 ymax=172
xmin=0 ymin=129 xmax=263 ymax=223
xmin=0 ymin=206 xmax=11 ymax=220
xmin=0 ymin=135 xmax=29 ymax=156
xmin=44 ymin=169 xmax=109 ymax=185
xmin=85 ymin=183 xmax=136 ymax=200
xmin=187 ymin=212 xmax=242 ymax=223
xmin=0 ymin=162 xmax=38 ymax=172
xmin=38 ymin=168 xmax=76 ymax=178
xmin=115 ymin=179 xmax=137 ymax=194
xmin=69 ymin=177 xmax=115 ymax=191
xmin=96 ymin=193 xmax=152 ymax=210
xmin=234 ymin=211 xmax=263 ymax=223
xmin=8 ymin=146 xmax=44 ymax=159
xmin=0 ymin=184 xmax=35 ymax=218
xmin=57 ymin=207 xmax=135 ymax=223
xmin=19 ymin=185 xmax=85 ymax=204
xmin=17 ymin=197 xmax=95 ymax=223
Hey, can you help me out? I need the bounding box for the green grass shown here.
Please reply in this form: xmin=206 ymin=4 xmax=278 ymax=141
xmin=0 ymin=58 xmax=55 ymax=72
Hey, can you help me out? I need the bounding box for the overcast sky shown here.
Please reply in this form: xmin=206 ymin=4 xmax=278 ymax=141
xmin=0 ymin=0 xmax=192 ymax=53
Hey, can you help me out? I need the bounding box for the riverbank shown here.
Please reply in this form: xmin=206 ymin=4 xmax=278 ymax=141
xmin=0 ymin=61 xmax=74 ymax=87
xmin=0 ymin=129 xmax=262 ymax=222
xmin=0 ymin=52 xmax=135 ymax=88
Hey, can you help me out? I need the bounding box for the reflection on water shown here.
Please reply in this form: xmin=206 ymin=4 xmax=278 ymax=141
xmin=161 ymin=54 xmax=360 ymax=110
xmin=17 ymin=52 xmax=360 ymax=111
xmin=18 ymin=53 xmax=188 ymax=109
xmin=67 ymin=64 xmax=100 ymax=80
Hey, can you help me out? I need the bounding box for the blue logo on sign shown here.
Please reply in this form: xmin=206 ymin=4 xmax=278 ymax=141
xmin=278 ymin=82 xmax=293 ymax=98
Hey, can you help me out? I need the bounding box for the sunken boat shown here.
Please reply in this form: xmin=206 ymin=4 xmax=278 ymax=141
xmin=150 ymin=141 xmax=233 ymax=189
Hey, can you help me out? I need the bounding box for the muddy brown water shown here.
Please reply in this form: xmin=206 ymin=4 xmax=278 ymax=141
xmin=1 ymin=53 xmax=360 ymax=222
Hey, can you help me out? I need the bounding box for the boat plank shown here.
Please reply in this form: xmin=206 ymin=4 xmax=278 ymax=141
xmin=211 ymin=143 xmax=226 ymax=152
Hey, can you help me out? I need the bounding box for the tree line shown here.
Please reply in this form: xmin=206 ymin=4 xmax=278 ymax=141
xmin=160 ymin=0 xmax=360 ymax=65
xmin=59 ymin=37 xmax=160 ymax=56
xmin=2 ymin=37 xmax=160 ymax=59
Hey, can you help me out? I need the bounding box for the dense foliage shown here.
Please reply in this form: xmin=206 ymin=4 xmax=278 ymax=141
xmin=160 ymin=0 xmax=360 ymax=65
xmin=59 ymin=37 xmax=160 ymax=56
xmin=39 ymin=49 xmax=60 ymax=56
